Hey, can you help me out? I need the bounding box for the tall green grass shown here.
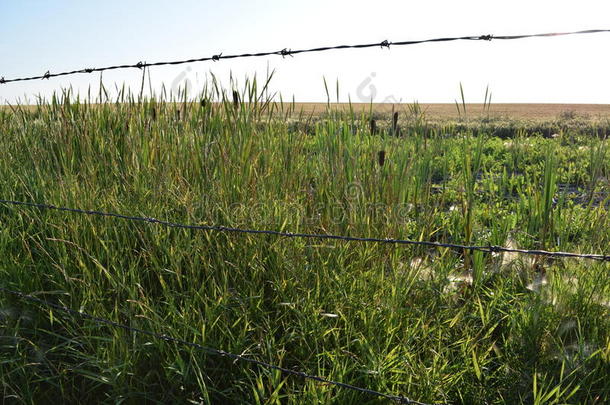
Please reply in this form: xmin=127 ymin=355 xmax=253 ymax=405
xmin=0 ymin=80 xmax=609 ymax=404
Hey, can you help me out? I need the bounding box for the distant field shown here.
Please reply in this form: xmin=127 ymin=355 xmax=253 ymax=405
xmin=3 ymin=103 xmax=610 ymax=121
xmin=292 ymin=103 xmax=610 ymax=120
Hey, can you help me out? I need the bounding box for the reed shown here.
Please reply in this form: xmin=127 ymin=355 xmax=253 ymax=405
xmin=0 ymin=78 xmax=608 ymax=404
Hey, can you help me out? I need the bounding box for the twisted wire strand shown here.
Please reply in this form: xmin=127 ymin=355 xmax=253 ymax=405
xmin=1 ymin=29 xmax=609 ymax=84
xmin=1 ymin=199 xmax=609 ymax=262
xmin=0 ymin=286 xmax=429 ymax=404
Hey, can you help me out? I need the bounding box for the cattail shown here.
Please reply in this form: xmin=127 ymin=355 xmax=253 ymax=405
xmin=370 ymin=118 xmax=377 ymax=135
xmin=378 ymin=150 xmax=386 ymax=167
xmin=232 ymin=90 xmax=240 ymax=110
xmin=392 ymin=111 xmax=399 ymax=136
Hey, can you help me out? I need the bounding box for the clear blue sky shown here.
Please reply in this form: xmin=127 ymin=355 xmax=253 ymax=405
xmin=1 ymin=0 xmax=610 ymax=104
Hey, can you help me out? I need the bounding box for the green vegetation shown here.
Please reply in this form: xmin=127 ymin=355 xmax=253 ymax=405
xmin=1 ymin=81 xmax=609 ymax=404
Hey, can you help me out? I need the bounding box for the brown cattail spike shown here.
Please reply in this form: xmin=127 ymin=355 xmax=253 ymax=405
xmin=370 ymin=119 xmax=377 ymax=135
xmin=378 ymin=150 xmax=386 ymax=166
xmin=233 ymin=91 xmax=240 ymax=110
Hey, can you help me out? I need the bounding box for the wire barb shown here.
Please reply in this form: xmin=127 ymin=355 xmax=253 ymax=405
xmin=42 ymin=71 xmax=51 ymax=80
xmin=279 ymin=48 xmax=293 ymax=58
xmin=380 ymin=40 xmax=391 ymax=48
xmin=479 ymin=34 xmax=493 ymax=41
xmin=212 ymin=53 xmax=222 ymax=61
xmin=0 ymin=286 xmax=429 ymax=404
xmin=0 ymin=77 xmax=5 ymax=84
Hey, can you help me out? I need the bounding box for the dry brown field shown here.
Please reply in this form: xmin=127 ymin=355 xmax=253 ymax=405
xmin=3 ymin=103 xmax=610 ymax=118
xmin=291 ymin=103 xmax=610 ymax=120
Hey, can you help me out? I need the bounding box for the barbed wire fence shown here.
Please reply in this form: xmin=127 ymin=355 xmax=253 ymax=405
xmin=0 ymin=286 xmax=428 ymax=404
xmin=2 ymin=196 xmax=608 ymax=402
xmin=1 ymin=199 xmax=609 ymax=261
xmin=1 ymin=29 xmax=609 ymax=85
xmin=2 ymin=28 xmax=610 ymax=404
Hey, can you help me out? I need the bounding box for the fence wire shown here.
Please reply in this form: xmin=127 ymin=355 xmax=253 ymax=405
xmin=1 ymin=29 xmax=609 ymax=84
xmin=1 ymin=199 xmax=609 ymax=262
xmin=0 ymin=286 xmax=430 ymax=405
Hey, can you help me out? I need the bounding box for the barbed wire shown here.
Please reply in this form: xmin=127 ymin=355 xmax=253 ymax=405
xmin=1 ymin=199 xmax=609 ymax=262
xmin=1 ymin=29 xmax=609 ymax=85
xmin=0 ymin=286 xmax=429 ymax=405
